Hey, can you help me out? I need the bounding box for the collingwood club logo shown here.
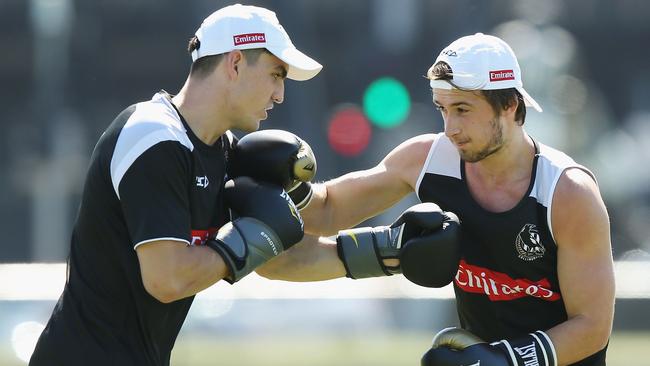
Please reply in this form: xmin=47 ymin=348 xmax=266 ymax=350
xmin=515 ymin=224 xmax=545 ymax=261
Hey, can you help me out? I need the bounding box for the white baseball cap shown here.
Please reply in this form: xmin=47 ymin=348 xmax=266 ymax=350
xmin=191 ymin=4 xmax=322 ymax=81
xmin=429 ymin=33 xmax=542 ymax=112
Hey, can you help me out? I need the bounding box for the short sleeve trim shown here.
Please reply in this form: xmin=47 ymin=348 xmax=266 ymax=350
xmin=133 ymin=237 xmax=191 ymax=250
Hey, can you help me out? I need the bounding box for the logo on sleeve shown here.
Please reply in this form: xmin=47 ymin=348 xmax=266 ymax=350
xmin=515 ymin=224 xmax=545 ymax=261
xmin=196 ymin=175 xmax=209 ymax=188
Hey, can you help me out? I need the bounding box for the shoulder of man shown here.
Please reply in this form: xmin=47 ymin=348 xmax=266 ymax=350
xmin=382 ymin=133 xmax=437 ymax=183
xmin=384 ymin=133 xmax=438 ymax=167
xmin=554 ymin=167 xmax=600 ymax=207
xmin=551 ymin=167 xmax=608 ymax=247
xmin=382 ymin=133 xmax=440 ymax=190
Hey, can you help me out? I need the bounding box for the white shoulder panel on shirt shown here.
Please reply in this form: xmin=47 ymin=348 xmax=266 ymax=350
xmin=110 ymin=93 xmax=194 ymax=198
xmin=529 ymin=142 xmax=587 ymax=208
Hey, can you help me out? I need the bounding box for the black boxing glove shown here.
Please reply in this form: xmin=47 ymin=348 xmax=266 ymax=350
xmin=336 ymin=203 xmax=459 ymax=281
xmin=206 ymin=177 xmax=304 ymax=283
xmin=228 ymin=129 xmax=317 ymax=210
xmin=421 ymin=327 xmax=557 ymax=366
xmin=399 ymin=208 xmax=460 ymax=288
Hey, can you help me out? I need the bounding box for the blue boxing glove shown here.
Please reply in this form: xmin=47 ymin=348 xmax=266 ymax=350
xmin=421 ymin=327 xmax=557 ymax=366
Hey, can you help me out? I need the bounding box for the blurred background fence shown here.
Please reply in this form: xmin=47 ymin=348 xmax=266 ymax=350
xmin=1 ymin=0 xmax=650 ymax=364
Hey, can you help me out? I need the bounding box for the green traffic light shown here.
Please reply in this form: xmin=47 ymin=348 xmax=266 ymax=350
xmin=363 ymin=77 xmax=411 ymax=128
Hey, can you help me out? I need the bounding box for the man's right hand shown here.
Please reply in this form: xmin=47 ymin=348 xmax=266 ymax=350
xmin=336 ymin=202 xmax=461 ymax=287
xmin=421 ymin=327 xmax=557 ymax=366
xmin=206 ymin=177 xmax=304 ymax=283
xmin=228 ymin=129 xmax=317 ymax=210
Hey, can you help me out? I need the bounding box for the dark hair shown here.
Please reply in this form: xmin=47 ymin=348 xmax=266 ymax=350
xmin=187 ymin=36 xmax=271 ymax=78
xmin=427 ymin=61 xmax=526 ymax=125
xmin=482 ymin=88 xmax=526 ymax=125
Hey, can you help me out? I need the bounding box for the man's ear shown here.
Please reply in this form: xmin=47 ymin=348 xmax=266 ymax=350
xmin=225 ymin=50 xmax=244 ymax=80
xmin=504 ymin=96 xmax=519 ymax=117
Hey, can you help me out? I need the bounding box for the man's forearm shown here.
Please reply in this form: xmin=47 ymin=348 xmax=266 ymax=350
xmin=300 ymin=179 xmax=387 ymax=236
xmin=138 ymin=241 xmax=230 ymax=303
xmin=171 ymin=245 xmax=231 ymax=299
xmin=546 ymin=314 xmax=612 ymax=365
xmin=299 ymin=183 xmax=337 ymax=236
xmin=256 ymin=235 xmax=346 ymax=281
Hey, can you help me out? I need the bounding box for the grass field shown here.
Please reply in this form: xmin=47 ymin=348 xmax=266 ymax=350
xmin=169 ymin=331 xmax=650 ymax=366
xmin=3 ymin=265 xmax=649 ymax=365
xmin=5 ymin=331 xmax=644 ymax=365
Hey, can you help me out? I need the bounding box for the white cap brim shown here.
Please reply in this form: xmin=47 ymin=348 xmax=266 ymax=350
xmin=267 ymin=46 xmax=322 ymax=81
xmin=516 ymin=86 xmax=543 ymax=112
xmin=429 ymin=79 xmax=454 ymax=90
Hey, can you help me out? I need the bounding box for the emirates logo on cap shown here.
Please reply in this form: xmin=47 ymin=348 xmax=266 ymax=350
xmin=489 ymin=69 xmax=515 ymax=82
xmin=233 ymin=33 xmax=266 ymax=46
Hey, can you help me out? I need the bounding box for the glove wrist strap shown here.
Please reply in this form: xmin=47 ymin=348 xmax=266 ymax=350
xmin=336 ymin=226 xmax=401 ymax=279
xmin=492 ymin=330 xmax=557 ymax=366
xmin=288 ymin=182 xmax=313 ymax=211
xmin=206 ymin=217 xmax=284 ymax=284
